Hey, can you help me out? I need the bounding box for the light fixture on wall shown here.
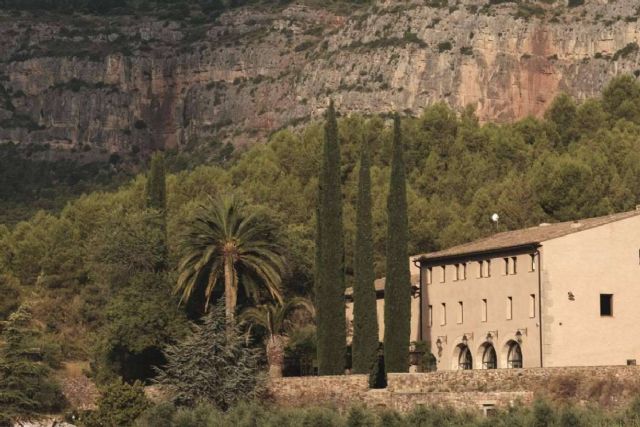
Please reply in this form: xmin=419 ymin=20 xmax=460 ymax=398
xmin=515 ymin=330 xmax=523 ymax=343
xmin=568 ymin=292 xmax=575 ymax=301
xmin=486 ymin=331 xmax=497 ymax=343
xmin=411 ymin=284 xmax=421 ymax=298
xmin=461 ymin=333 xmax=473 ymax=347
xmin=436 ymin=336 xmax=447 ymax=357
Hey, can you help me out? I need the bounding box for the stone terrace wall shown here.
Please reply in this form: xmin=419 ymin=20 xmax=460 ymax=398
xmin=388 ymin=366 xmax=640 ymax=393
xmin=269 ymin=366 xmax=640 ymax=412
xmin=268 ymin=375 xmax=369 ymax=408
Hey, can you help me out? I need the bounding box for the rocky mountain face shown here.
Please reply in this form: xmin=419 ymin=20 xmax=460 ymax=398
xmin=1 ymin=0 xmax=639 ymax=160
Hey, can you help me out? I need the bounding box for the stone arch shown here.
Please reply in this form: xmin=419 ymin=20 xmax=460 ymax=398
xmin=503 ymin=340 xmax=523 ymax=368
xmin=452 ymin=343 xmax=473 ymax=370
xmin=477 ymin=342 xmax=497 ymax=369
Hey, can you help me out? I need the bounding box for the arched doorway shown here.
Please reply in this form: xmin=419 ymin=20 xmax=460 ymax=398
xmin=506 ymin=341 xmax=523 ymax=368
xmin=457 ymin=344 xmax=473 ymax=370
xmin=481 ymin=343 xmax=497 ymax=369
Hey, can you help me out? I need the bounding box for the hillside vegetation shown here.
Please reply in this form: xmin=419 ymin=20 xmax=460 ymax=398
xmin=2 ymin=74 xmax=640 ymax=416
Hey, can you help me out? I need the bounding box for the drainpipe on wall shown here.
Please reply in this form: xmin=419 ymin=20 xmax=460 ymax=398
xmin=537 ymin=249 xmax=543 ymax=368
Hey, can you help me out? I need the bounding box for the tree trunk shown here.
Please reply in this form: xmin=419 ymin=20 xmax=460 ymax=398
xmin=266 ymin=335 xmax=285 ymax=378
xmin=224 ymin=256 xmax=236 ymax=323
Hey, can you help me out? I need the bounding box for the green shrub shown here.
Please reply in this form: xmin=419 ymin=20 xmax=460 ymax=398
xmin=531 ymin=399 xmax=555 ymax=427
xmin=301 ymin=407 xmax=345 ymax=427
xmin=613 ymin=42 xmax=639 ymax=61
xmin=346 ymin=406 xmax=377 ymax=427
xmin=437 ymin=41 xmax=452 ymax=52
xmin=84 ymin=379 xmax=150 ymax=427
xmin=134 ymin=402 xmax=176 ymax=427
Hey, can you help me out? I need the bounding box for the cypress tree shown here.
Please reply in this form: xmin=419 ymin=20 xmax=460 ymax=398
xmin=352 ymin=138 xmax=379 ymax=374
xmin=315 ymin=100 xmax=346 ymax=375
xmin=145 ymin=152 xmax=168 ymax=270
xmin=383 ymin=114 xmax=411 ymax=373
xmin=145 ymin=152 xmax=167 ymax=213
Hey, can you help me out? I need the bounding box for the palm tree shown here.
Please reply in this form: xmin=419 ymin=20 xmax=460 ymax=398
xmin=239 ymin=298 xmax=315 ymax=378
xmin=176 ymin=195 xmax=285 ymax=321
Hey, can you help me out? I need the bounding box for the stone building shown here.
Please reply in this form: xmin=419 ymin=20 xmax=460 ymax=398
xmin=345 ymin=263 xmax=421 ymax=345
xmin=416 ymin=209 xmax=640 ymax=371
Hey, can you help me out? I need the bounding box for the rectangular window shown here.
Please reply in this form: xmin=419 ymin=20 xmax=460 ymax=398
xmin=506 ymin=296 xmax=513 ymax=320
xmin=503 ymin=258 xmax=509 ymax=275
xmin=530 ymin=254 xmax=536 ymax=272
xmin=486 ymin=260 xmax=491 ymax=277
xmin=457 ymin=301 xmax=464 ymax=324
xmin=529 ymin=294 xmax=536 ymax=318
xmin=600 ymin=294 xmax=613 ymax=316
xmin=440 ymin=266 xmax=446 ymax=283
xmin=511 ymin=257 xmax=518 ymax=274
xmin=428 ymin=305 xmax=433 ymax=327
xmin=454 ymin=264 xmax=460 ymax=281
xmin=478 ymin=261 xmax=483 ymax=278
xmin=481 ymin=299 xmax=487 ymax=322
xmin=462 ymin=263 xmax=467 ymax=280
xmin=441 ymin=303 xmax=447 ymax=325
xmin=426 ymin=267 xmax=432 ymax=285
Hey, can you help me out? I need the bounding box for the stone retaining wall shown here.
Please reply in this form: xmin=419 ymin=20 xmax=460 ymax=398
xmin=268 ymin=375 xmax=369 ymax=408
xmin=268 ymin=366 xmax=640 ymax=412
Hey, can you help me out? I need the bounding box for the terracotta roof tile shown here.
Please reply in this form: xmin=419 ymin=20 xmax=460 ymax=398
xmin=418 ymin=209 xmax=640 ymax=261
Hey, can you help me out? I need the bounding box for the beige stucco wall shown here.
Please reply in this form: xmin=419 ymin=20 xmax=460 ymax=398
xmin=346 ymin=260 xmax=421 ymax=344
xmin=422 ymin=251 xmax=541 ymax=371
xmin=540 ymin=215 xmax=640 ymax=367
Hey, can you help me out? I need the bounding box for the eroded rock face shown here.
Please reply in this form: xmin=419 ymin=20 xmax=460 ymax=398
xmin=0 ymin=0 xmax=639 ymax=158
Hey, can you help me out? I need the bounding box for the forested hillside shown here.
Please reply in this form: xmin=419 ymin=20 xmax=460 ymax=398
xmin=2 ymin=74 xmax=640 ymax=420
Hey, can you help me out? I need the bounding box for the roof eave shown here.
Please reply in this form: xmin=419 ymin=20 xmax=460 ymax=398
xmin=416 ymin=242 xmax=541 ymax=265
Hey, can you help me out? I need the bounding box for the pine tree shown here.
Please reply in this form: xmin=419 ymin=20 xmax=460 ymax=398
xmin=315 ymin=100 xmax=346 ymax=375
xmin=383 ymin=114 xmax=411 ymax=373
xmin=155 ymin=302 xmax=264 ymax=410
xmin=352 ymin=138 xmax=379 ymax=374
xmin=0 ymin=305 xmax=65 ymax=424
xmin=145 ymin=151 xmax=168 ymax=270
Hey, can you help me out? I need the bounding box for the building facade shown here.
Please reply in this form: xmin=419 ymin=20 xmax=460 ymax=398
xmin=345 ymin=263 xmax=421 ymax=345
xmin=416 ymin=210 xmax=640 ymax=371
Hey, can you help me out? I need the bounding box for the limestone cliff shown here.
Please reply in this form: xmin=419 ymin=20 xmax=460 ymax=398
xmin=1 ymin=0 xmax=639 ymax=159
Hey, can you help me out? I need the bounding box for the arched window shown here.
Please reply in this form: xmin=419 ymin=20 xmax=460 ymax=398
xmin=458 ymin=345 xmax=473 ymax=370
xmin=482 ymin=344 xmax=497 ymax=369
xmin=507 ymin=341 xmax=523 ymax=368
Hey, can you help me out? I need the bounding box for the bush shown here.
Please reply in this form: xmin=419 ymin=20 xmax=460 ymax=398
xmin=437 ymin=41 xmax=452 ymax=52
xmin=346 ymin=406 xmax=377 ymax=427
xmin=134 ymin=402 xmax=176 ymax=427
xmin=84 ymin=380 xmax=150 ymax=427
xmin=531 ymin=399 xmax=555 ymax=427
xmin=301 ymin=407 xmax=345 ymax=427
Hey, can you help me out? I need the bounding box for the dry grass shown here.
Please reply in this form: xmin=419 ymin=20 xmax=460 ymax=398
xmin=55 ymin=361 xmax=100 ymax=411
